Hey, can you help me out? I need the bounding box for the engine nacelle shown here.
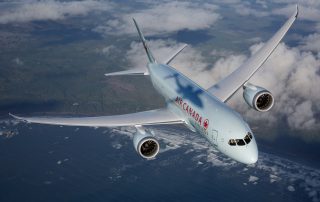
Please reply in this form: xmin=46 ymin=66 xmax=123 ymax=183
xmin=243 ymin=83 xmax=274 ymax=112
xmin=133 ymin=126 xmax=160 ymax=159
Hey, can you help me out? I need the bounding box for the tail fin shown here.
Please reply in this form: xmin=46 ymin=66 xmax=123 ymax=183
xmin=132 ymin=18 xmax=156 ymax=63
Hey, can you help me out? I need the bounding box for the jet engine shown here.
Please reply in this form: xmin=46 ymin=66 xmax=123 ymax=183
xmin=133 ymin=126 xmax=160 ymax=159
xmin=243 ymin=83 xmax=274 ymax=112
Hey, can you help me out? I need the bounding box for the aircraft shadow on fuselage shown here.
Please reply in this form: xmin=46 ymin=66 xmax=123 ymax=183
xmin=165 ymin=73 xmax=204 ymax=108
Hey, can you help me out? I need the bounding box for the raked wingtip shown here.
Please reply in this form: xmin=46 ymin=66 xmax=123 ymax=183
xmin=9 ymin=113 xmax=21 ymax=120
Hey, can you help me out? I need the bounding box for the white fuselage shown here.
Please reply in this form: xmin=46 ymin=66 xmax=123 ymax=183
xmin=148 ymin=63 xmax=258 ymax=164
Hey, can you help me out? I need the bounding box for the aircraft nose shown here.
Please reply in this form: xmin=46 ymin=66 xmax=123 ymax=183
xmin=243 ymin=138 xmax=258 ymax=164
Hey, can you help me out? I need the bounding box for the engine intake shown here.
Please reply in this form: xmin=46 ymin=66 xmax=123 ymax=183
xmin=243 ymin=83 xmax=274 ymax=112
xmin=133 ymin=126 xmax=159 ymax=159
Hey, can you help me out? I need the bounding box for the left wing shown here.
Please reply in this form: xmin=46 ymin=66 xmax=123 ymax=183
xmin=9 ymin=108 xmax=184 ymax=127
xmin=207 ymin=5 xmax=298 ymax=102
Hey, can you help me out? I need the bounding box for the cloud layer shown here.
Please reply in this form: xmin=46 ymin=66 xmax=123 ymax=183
xmin=1 ymin=0 xmax=319 ymax=137
xmin=121 ymin=1 xmax=320 ymax=139
xmin=94 ymin=1 xmax=220 ymax=35
xmin=124 ymin=37 xmax=320 ymax=136
xmin=0 ymin=0 xmax=111 ymax=24
xmin=109 ymin=126 xmax=320 ymax=202
xmin=236 ymin=43 xmax=320 ymax=131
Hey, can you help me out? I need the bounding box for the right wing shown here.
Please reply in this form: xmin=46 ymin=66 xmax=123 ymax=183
xmin=207 ymin=5 xmax=298 ymax=102
xmin=9 ymin=108 xmax=185 ymax=127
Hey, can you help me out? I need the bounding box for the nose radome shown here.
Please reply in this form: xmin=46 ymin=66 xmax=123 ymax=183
xmin=245 ymin=149 xmax=258 ymax=164
xmin=244 ymin=138 xmax=258 ymax=164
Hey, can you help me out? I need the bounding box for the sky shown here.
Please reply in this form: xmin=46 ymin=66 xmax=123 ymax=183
xmin=0 ymin=0 xmax=319 ymax=141
xmin=0 ymin=1 xmax=320 ymax=201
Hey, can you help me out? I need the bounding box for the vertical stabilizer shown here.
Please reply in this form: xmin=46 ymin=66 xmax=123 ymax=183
xmin=132 ymin=18 xmax=156 ymax=63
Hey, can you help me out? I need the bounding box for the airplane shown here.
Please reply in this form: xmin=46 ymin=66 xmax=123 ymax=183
xmin=10 ymin=6 xmax=299 ymax=164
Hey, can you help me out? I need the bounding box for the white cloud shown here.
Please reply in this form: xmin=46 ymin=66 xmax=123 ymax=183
xmin=0 ymin=0 xmax=112 ymax=24
xmin=101 ymin=45 xmax=116 ymax=55
xmin=13 ymin=57 xmax=23 ymax=65
xmin=249 ymin=175 xmax=259 ymax=182
xmin=233 ymin=3 xmax=269 ymax=17
xmin=219 ymin=0 xmax=320 ymax=24
xmin=125 ymin=39 xmax=219 ymax=88
xmin=225 ymin=43 xmax=320 ymax=132
xmin=94 ymin=1 xmax=220 ymax=35
xmin=272 ymin=4 xmax=320 ymax=22
xmin=109 ymin=126 xmax=320 ymax=202
xmin=287 ymin=101 xmax=315 ymax=130
xmin=125 ymin=37 xmax=320 ymax=133
xmin=256 ymin=0 xmax=268 ymax=9
xmin=270 ymin=0 xmax=320 ymax=7
xmin=300 ymin=33 xmax=320 ymax=52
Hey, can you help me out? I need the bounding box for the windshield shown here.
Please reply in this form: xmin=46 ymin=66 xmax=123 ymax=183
xmin=228 ymin=133 xmax=253 ymax=146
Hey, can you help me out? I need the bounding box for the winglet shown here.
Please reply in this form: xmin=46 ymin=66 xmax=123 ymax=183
xmin=9 ymin=113 xmax=24 ymax=121
xmin=132 ymin=18 xmax=156 ymax=63
xmin=295 ymin=4 xmax=299 ymax=18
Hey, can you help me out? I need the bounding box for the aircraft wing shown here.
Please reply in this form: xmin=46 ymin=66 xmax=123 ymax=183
xmin=207 ymin=5 xmax=298 ymax=102
xmin=9 ymin=108 xmax=184 ymax=127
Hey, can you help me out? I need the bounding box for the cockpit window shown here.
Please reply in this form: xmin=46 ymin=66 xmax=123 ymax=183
xmin=228 ymin=139 xmax=236 ymax=146
xmin=236 ymin=139 xmax=245 ymax=146
xmin=228 ymin=133 xmax=253 ymax=146
xmin=244 ymin=134 xmax=251 ymax=144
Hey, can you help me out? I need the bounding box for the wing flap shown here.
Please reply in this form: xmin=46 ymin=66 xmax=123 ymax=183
xmin=207 ymin=5 xmax=298 ymax=102
xmin=9 ymin=108 xmax=184 ymax=127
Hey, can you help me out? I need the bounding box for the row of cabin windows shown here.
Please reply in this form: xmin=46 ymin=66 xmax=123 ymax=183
xmin=228 ymin=133 xmax=253 ymax=146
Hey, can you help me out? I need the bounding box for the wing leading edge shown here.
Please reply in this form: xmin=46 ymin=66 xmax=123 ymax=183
xmin=9 ymin=108 xmax=184 ymax=127
xmin=207 ymin=5 xmax=298 ymax=102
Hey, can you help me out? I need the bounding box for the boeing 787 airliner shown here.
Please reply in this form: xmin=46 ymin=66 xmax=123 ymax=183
xmin=10 ymin=6 xmax=299 ymax=164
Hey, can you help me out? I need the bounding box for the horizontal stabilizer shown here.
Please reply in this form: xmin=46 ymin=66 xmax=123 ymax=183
xmin=105 ymin=68 xmax=148 ymax=76
xmin=165 ymin=44 xmax=188 ymax=65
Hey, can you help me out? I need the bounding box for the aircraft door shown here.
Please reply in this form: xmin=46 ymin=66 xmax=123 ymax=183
xmin=210 ymin=130 xmax=218 ymax=146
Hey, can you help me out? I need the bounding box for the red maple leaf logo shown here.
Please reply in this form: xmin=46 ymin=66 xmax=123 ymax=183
xmin=203 ymin=119 xmax=209 ymax=130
